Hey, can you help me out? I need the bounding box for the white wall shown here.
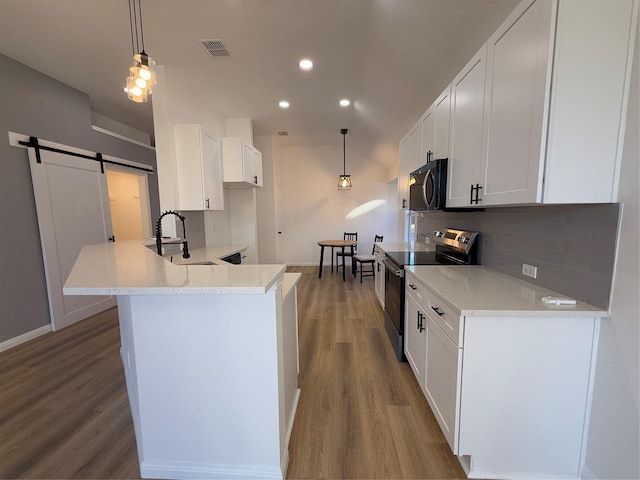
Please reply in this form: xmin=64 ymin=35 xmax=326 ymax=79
xmin=583 ymin=12 xmax=639 ymax=479
xmin=280 ymin=144 xmax=400 ymax=265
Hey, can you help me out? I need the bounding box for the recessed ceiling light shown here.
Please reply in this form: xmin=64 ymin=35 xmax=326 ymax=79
xmin=279 ymin=100 xmax=290 ymax=109
xmin=339 ymin=99 xmax=351 ymax=107
xmin=298 ymin=59 xmax=313 ymax=71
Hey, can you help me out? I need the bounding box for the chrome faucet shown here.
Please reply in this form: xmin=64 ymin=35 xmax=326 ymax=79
xmin=155 ymin=210 xmax=190 ymax=259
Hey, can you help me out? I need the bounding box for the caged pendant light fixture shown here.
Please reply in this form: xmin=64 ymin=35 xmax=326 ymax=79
xmin=338 ymin=128 xmax=352 ymax=190
xmin=123 ymin=0 xmax=156 ymax=103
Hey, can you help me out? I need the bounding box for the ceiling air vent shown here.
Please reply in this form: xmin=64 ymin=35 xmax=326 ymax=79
xmin=200 ymin=39 xmax=231 ymax=58
xmin=277 ymin=131 xmax=289 ymax=136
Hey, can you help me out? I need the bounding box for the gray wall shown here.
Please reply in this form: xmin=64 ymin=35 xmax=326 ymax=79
xmin=415 ymin=203 xmax=619 ymax=308
xmin=0 ymin=54 xmax=159 ymax=343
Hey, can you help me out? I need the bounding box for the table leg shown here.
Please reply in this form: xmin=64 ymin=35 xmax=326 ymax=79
xmin=351 ymin=244 xmax=356 ymax=278
xmin=318 ymin=245 xmax=325 ymax=278
xmin=341 ymin=246 xmax=346 ymax=281
xmin=331 ymin=246 xmax=335 ymax=272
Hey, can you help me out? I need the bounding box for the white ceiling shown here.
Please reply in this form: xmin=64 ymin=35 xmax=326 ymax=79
xmin=0 ymin=0 xmax=519 ymax=172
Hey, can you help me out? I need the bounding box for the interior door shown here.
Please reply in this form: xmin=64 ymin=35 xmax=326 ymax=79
xmin=275 ymin=183 xmax=285 ymax=264
xmin=28 ymin=148 xmax=116 ymax=330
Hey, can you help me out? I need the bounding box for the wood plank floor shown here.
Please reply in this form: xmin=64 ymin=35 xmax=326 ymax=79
xmin=0 ymin=266 xmax=465 ymax=479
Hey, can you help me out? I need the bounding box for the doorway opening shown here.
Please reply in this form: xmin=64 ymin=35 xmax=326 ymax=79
xmin=106 ymin=168 xmax=152 ymax=241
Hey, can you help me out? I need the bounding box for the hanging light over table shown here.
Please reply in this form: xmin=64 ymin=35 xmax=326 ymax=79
xmin=124 ymin=0 xmax=156 ymax=103
xmin=338 ymin=128 xmax=352 ymax=190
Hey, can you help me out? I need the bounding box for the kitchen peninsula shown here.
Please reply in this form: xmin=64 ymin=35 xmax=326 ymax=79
xmin=63 ymin=241 xmax=301 ymax=480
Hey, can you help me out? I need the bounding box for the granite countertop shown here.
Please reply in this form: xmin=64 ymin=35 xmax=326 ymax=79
xmin=407 ymin=265 xmax=609 ymax=318
xmin=63 ymin=241 xmax=285 ymax=295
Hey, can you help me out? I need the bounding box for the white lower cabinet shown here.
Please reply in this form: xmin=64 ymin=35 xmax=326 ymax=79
xmin=404 ymin=269 xmax=600 ymax=479
xmin=374 ymin=251 xmax=385 ymax=309
xmin=404 ymin=292 xmax=426 ymax=392
xmin=424 ymin=314 xmax=462 ymax=453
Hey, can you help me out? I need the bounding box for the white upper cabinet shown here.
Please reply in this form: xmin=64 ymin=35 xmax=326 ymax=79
xmin=433 ymin=85 xmax=452 ymax=160
xmin=420 ymin=106 xmax=435 ymax=164
xmin=447 ymin=45 xmax=488 ymax=208
xmin=174 ymin=124 xmax=224 ymax=211
xmin=479 ymin=0 xmax=554 ymax=205
xmin=221 ymin=137 xmax=263 ymax=188
xmin=397 ymin=122 xmax=420 ymax=209
xmin=446 ymin=0 xmax=636 ymax=207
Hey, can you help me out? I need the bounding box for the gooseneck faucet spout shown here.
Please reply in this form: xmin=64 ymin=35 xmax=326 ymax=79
xmin=155 ymin=210 xmax=190 ymax=259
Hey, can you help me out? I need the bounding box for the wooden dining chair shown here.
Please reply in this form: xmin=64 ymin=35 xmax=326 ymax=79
xmin=353 ymin=235 xmax=383 ymax=283
xmin=336 ymin=232 xmax=357 ymax=274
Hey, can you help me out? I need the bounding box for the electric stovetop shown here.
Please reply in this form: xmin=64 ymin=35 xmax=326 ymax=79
xmin=385 ymin=250 xmax=461 ymax=268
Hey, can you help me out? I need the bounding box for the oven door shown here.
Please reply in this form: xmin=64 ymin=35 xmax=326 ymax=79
xmin=383 ymin=257 xmax=404 ymax=334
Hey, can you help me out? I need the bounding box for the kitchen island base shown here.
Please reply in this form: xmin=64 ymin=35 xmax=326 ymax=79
xmin=117 ymin=282 xmax=300 ymax=480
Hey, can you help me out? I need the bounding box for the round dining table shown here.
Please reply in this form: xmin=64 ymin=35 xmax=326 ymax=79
xmin=317 ymin=240 xmax=357 ymax=281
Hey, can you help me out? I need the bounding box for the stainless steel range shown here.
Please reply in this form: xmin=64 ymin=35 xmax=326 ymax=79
xmin=383 ymin=228 xmax=479 ymax=361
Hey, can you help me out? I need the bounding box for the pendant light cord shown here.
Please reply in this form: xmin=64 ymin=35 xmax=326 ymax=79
xmin=128 ymin=0 xmax=146 ymax=56
xmin=343 ymin=131 xmax=346 ymax=175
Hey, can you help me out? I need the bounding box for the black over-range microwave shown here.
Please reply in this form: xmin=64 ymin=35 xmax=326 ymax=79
xmin=408 ymin=158 xmax=447 ymax=211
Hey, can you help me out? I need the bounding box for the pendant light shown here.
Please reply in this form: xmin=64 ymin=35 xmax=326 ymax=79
xmin=124 ymin=0 xmax=156 ymax=103
xmin=338 ymin=128 xmax=352 ymax=190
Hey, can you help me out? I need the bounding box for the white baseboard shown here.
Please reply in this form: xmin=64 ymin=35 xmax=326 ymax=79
xmin=0 ymin=325 xmax=51 ymax=353
xmin=141 ymin=461 xmax=283 ymax=479
xmin=581 ymin=466 xmax=597 ymax=480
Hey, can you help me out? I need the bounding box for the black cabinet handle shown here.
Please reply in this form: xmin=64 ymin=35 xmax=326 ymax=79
xmin=108 ymin=235 xmax=116 ymax=242
xmin=475 ymin=184 xmax=483 ymax=203
xmin=427 ymin=150 xmax=433 ymax=162
xmin=254 ymin=175 xmax=258 ymax=184
xmin=205 ymin=198 xmax=210 ymax=209
xmin=430 ymin=305 xmax=444 ymax=317
xmin=402 ymin=198 xmax=407 ymax=209
xmin=408 ymin=284 xmax=417 ymax=290
xmin=470 ymin=184 xmax=474 ymax=204
xmin=418 ymin=311 xmax=425 ymax=332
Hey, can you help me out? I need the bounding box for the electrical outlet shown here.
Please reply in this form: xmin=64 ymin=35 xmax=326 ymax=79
xmin=522 ymin=263 xmax=538 ymax=279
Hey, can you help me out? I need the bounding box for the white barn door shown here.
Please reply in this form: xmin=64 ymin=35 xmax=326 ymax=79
xmin=28 ymin=148 xmax=116 ymax=330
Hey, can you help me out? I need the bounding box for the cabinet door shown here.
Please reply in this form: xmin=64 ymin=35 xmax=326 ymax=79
xmin=175 ymin=124 xmax=224 ymax=211
xmin=408 ymin=121 xmax=422 ymax=173
xmin=404 ymin=295 xmax=426 ymax=391
xmin=425 ymin=317 xmax=462 ymax=453
xmin=433 ymin=85 xmax=452 ymax=159
xmin=421 ymin=106 xmax=435 ymax=165
xmin=480 ymin=0 xmax=553 ymax=206
xmin=447 ymin=45 xmax=487 ymax=208
xmin=397 ymin=135 xmax=411 ymax=209
xmin=374 ymin=255 xmax=385 ymax=308
xmin=201 ymin=133 xmax=224 ymax=210
xmin=242 ymin=142 xmax=254 ymax=183
xmin=251 ymin=148 xmax=263 ymax=187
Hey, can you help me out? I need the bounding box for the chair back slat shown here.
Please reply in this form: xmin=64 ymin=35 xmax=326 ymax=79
xmin=371 ymin=235 xmax=383 ymax=254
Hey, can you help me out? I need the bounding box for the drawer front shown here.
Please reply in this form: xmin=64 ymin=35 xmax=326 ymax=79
xmin=425 ymin=290 xmax=462 ymax=347
xmin=405 ymin=272 xmax=426 ymax=305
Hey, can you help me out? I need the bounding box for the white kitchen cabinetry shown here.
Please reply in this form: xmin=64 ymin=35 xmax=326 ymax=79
xmin=420 ymin=107 xmax=434 ymax=164
xmin=448 ymin=0 xmax=636 ymax=207
xmin=422 ymin=85 xmax=452 ymax=164
xmin=374 ymin=250 xmax=385 ymax=308
xmin=404 ymin=267 xmax=602 ymax=478
xmin=221 ymin=137 xmax=263 ymax=188
xmin=447 ymin=45 xmax=488 ymax=208
xmin=174 ymin=124 xmax=224 ymax=211
xmin=397 ymin=123 xmax=419 ymax=210
xmin=424 ymin=292 xmax=463 ymax=453
xmin=404 ymin=280 xmax=427 ymax=394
